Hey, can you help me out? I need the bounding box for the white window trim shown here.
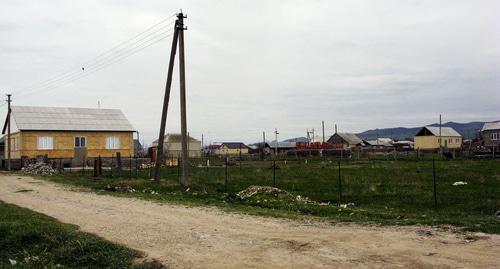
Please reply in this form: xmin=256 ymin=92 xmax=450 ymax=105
xmin=37 ymin=136 xmax=54 ymax=150
xmin=492 ymin=133 xmax=500 ymax=141
xmin=105 ymin=136 xmax=120 ymax=150
xmin=74 ymin=136 xmax=87 ymax=148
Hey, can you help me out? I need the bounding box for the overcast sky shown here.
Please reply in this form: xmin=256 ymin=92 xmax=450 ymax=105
xmin=1 ymin=0 xmax=499 ymax=145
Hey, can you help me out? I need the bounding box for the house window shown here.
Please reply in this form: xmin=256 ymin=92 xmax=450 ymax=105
xmin=37 ymin=136 xmax=54 ymax=150
xmin=448 ymin=138 xmax=452 ymax=143
xmin=75 ymin=137 xmax=86 ymax=148
xmin=106 ymin=136 xmax=120 ymax=149
xmin=492 ymin=133 xmax=500 ymax=141
xmin=456 ymin=138 xmax=459 ymax=143
xmin=437 ymin=138 xmax=441 ymax=143
xmin=10 ymin=137 xmax=19 ymax=151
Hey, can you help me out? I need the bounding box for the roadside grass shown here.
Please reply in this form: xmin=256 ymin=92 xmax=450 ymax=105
xmin=0 ymin=201 xmax=164 ymax=269
xmin=41 ymin=158 xmax=499 ymax=234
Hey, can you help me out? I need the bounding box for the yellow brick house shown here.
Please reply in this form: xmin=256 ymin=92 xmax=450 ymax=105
xmin=219 ymin=142 xmax=250 ymax=155
xmin=2 ymin=106 xmax=135 ymax=160
xmin=414 ymin=126 xmax=462 ymax=150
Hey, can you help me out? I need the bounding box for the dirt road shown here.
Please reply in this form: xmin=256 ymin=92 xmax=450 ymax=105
xmin=0 ymin=176 xmax=498 ymax=268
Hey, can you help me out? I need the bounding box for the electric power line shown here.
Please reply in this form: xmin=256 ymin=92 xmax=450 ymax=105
xmin=17 ymin=31 xmax=176 ymax=98
xmin=14 ymin=13 xmax=177 ymax=96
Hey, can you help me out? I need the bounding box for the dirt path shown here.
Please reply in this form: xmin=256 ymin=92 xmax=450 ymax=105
xmin=0 ymin=176 xmax=498 ymax=268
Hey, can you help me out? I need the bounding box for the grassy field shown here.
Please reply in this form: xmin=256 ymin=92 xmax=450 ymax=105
xmin=44 ymin=157 xmax=499 ymax=233
xmin=0 ymin=201 xmax=164 ymax=268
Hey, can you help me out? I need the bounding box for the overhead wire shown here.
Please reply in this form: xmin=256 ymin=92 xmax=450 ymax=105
xmin=14 ymin=13 xmax=177 ymax=96
xmin=17 ymin=30 xmax=176 ymax=98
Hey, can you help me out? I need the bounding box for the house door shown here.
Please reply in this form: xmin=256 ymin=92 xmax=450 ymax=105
xmin=444 ymin=140 xmax=448 ymax=148
xmin=73 ymin=136 xmax=87 ymax=166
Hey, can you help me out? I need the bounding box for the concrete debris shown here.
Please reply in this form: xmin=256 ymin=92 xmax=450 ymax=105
xmin=21 ymin=162 xmax=57 ymax=175
xmin=142 ymin=188 xmax=159 ymax=195
xmin=452 ymin=181 xmax=467 ymax=186
xmin=340 ymin=202 xmax=355 ymax=208
xmin=104 ymin=184 xmax=136 ymax=193
xmin=237 ymin=185 xmax=289 ymax=199
xmin=141 ymin=163 xmax=155 ymax=169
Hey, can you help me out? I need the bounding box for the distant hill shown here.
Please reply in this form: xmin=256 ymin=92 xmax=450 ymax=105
xmin=281 ymin=121 xmax=496 ymax=143
xmin=282 ymin=137 xmax=308 ymax=143
xmin=356 ymin=121 xmax=493 ymax=140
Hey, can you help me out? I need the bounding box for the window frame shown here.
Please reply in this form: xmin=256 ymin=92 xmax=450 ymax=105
xmin=492 ymin=133 xmax=500 ymax=141
xmin=74 ymin=136 xmax=86 ymax=148
xmin=105 ymin=136 xmax=120 ymax=150
xmin=37 ymin=136 xmax=54 ymax=150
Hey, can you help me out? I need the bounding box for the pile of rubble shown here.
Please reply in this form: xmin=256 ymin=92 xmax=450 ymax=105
xmin=141 ymin=163 xmax=155 ymax=169
xmin=21 ymin=162 xmax=57 ymax=175
xmin=237 ymin=185 xmax=289 ymax=199
xmin=104 ymin=184 xmax=136 ymax=193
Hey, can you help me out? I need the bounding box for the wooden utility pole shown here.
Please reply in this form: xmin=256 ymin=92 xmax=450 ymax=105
xmin=154 ymin=17 xmax=180 ymax=181
xmin=274 ymin=128 xmax=279 ymax=155
xmin=439 ymin=114 xmax=442 ymax=155
xmin=322 ymin=120 xmax=325 ymax=144
xmin=178 ymin=12 xmax=190 ymax=187
xmin=6 ymin=94 xmax=11 ymax=171
xmin=262 ymin=131 xmax=266 ymax=159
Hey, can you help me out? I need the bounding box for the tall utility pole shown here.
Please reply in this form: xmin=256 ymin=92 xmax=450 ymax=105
xmin=335 ymin=123 xmax=338 ymax=134
xmin=274 ymin=128 xmax=279 ymax=155
xmin=6 ymin=94 xmax=12 ymax=171
xmin=154 ymin=17 xmax=180 ymax=181
xmin=322 ymin=120 xmax=325 ymax=144
xmin=262 ymin=131 xmax=266 ymax=159
xmin=178 ymin=12 xmax=190 ymax=187
xmin=439 ymin=114 xmax=442 ymax=155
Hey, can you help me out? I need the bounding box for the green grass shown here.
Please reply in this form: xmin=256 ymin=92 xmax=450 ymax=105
xmin=42 ymin=157 xmax=499 ymax=234
xmin=0 ymin=201 xmax=164 ymax=268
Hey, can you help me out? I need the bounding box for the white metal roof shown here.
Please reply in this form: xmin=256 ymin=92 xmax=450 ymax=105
xmin=423 ymin=126 xmax=461 ymax=137
xmin=481 ymin=122 xmax=500 ymax=131
xmin=9 ymin=106 xmax=135 ymax=132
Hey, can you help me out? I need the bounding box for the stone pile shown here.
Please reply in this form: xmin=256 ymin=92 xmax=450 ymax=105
xmin=21 ymin=162 xmax=57 ymax=175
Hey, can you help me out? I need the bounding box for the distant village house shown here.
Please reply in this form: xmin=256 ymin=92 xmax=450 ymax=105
xmin=413 ymin=126 xmax=462 ymax=150
xmin=327 ymin=133 xmax=363 ymax=149
xmin=152 ymin=133 xmax=201 ymax=158
xmin=480 ymin=122 xmax=500 ymax=152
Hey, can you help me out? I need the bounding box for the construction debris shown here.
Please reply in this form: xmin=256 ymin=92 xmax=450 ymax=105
xmin=237 ymin=185 xmax=289 ymax=199
xmin=21 ymin=162 xmax=57 ymax=175
xmin=340 ymin=202 xmax=356 ymax=208
xmin=104 ymin=184 xmax=136 ymax=193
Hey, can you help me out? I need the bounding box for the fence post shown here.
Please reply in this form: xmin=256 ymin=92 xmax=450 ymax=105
xmin=273 ymin=160 xmax=276 ymax=187
xmin=433 ymin=158 xmax=437 ymax=210
xmin=338 ymin=160 xmax=342 ymax=205
xmin=177 ymin=155 xmax=181 ymax=183
xmin=224 ymin=156 xmax=228 ymax=192
xmin=129 ymin=155 xmax=132 ymax=179
xmin=110 ymin=155 xmax=114 ymax=178
xmin=82 ymin=158 xmax=85 ymax=177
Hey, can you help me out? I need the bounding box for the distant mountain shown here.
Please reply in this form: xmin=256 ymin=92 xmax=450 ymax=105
xmin=356 ymin=121 xmax=494 ymax=140
xmin=282 ymin=137 xmax=308 ymax=143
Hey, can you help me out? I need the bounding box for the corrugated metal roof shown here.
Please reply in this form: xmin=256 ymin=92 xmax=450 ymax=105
xmin=481 ymin=122 xmax=500 ymax=131
xmin=10 ymin=106 xmax=134 ymax=132
xmin=152 ymin=133 xmax=200 ymax=145
xmin=336 ymin=133 xmax=363 ymax=145
xmin=221 ymin=142 xmax=249 ymax=149
xmin=423 ymin=126 xmax=461 ymax=137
